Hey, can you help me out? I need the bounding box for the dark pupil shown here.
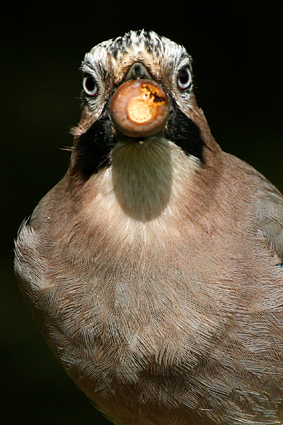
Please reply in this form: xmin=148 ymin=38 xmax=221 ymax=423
xmin=179 ymin=69 xmax=189 ymax=84
xmin=86 ymin=77 xmax=95 ymax=92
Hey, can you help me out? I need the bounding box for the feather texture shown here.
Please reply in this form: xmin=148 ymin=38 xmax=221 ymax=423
xmin=15 ymin=30 xmax=283 ymax=425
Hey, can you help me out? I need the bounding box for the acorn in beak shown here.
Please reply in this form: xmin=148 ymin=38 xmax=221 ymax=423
xmin=110 ymin=62 xmax=169 ymax=138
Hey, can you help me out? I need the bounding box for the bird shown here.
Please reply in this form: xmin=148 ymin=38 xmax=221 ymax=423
xmin=14 ymin=29 xmax=283 ymax=425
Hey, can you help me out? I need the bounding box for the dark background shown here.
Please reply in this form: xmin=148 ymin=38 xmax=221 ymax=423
xmin=2 ymin=1 xmax=283 ymax=424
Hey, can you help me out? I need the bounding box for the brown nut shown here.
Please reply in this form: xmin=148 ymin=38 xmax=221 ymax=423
xmin=110 ymin=79 xmax=169 ymax=138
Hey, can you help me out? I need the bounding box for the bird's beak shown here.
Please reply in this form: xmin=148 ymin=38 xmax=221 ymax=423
xmin=124 ymin=62 xmax=152 ymax=81
xmin=109 ymin=62 xmax=170 ymax=139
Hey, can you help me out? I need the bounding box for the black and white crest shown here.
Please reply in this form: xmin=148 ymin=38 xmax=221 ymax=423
xmin=82 ymin=30 xmax=192 ymax=88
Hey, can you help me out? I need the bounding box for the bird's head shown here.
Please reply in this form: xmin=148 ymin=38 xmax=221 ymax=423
xmin=70 ymin=30 xmax=222 ymax=221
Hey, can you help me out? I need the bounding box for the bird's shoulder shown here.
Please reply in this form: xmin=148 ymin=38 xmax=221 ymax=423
xmin=223 ymin=152 xmax=283 ymax=263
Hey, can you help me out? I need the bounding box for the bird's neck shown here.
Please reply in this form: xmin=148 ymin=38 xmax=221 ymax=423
xmin=105 ymin=137 xmax=201 ymax=222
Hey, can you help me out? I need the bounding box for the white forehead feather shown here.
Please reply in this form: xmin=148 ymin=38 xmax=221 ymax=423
xmin=82 ymin=30 xmax=190 ymax=83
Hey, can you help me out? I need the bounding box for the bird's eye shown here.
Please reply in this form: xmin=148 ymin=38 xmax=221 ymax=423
xmin=82 ymin=75 xmax=98 ymax=96
xmin=177 ymin=67 xmax=192 ymax=90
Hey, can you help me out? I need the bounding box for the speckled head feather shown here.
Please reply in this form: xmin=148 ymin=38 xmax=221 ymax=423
xmin=73 ymin=30 xmax=213 ymax=176
xmin=82 ymin=30 xmax=192 ymax=101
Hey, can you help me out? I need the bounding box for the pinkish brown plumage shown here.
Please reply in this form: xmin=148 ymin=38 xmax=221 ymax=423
xmin=15 ymin=30 xmax=283 ymax=425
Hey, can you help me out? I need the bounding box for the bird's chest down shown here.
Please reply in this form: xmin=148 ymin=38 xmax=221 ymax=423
xmin=19 ymin=204 xmax=283 ymax=425
xmin=30 ymin=220 xmax=254 ymax=424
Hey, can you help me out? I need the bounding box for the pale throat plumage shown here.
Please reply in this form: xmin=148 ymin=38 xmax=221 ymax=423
xmin=97 ymin=136 xmax=200 ymax=221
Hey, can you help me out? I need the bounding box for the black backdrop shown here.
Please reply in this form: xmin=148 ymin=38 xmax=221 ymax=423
xmin=2 ymin=1 xmax=283 ymax=424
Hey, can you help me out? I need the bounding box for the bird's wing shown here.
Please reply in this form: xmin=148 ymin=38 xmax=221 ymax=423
xmin=14 ymin=217 xmax=45 ymax=294
xmin=255 ymin=172 xmax=283 ymax=263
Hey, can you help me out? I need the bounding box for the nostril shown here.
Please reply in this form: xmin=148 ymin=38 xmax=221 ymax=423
xmin=132 ymin=64 xmax=144 ymax=79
